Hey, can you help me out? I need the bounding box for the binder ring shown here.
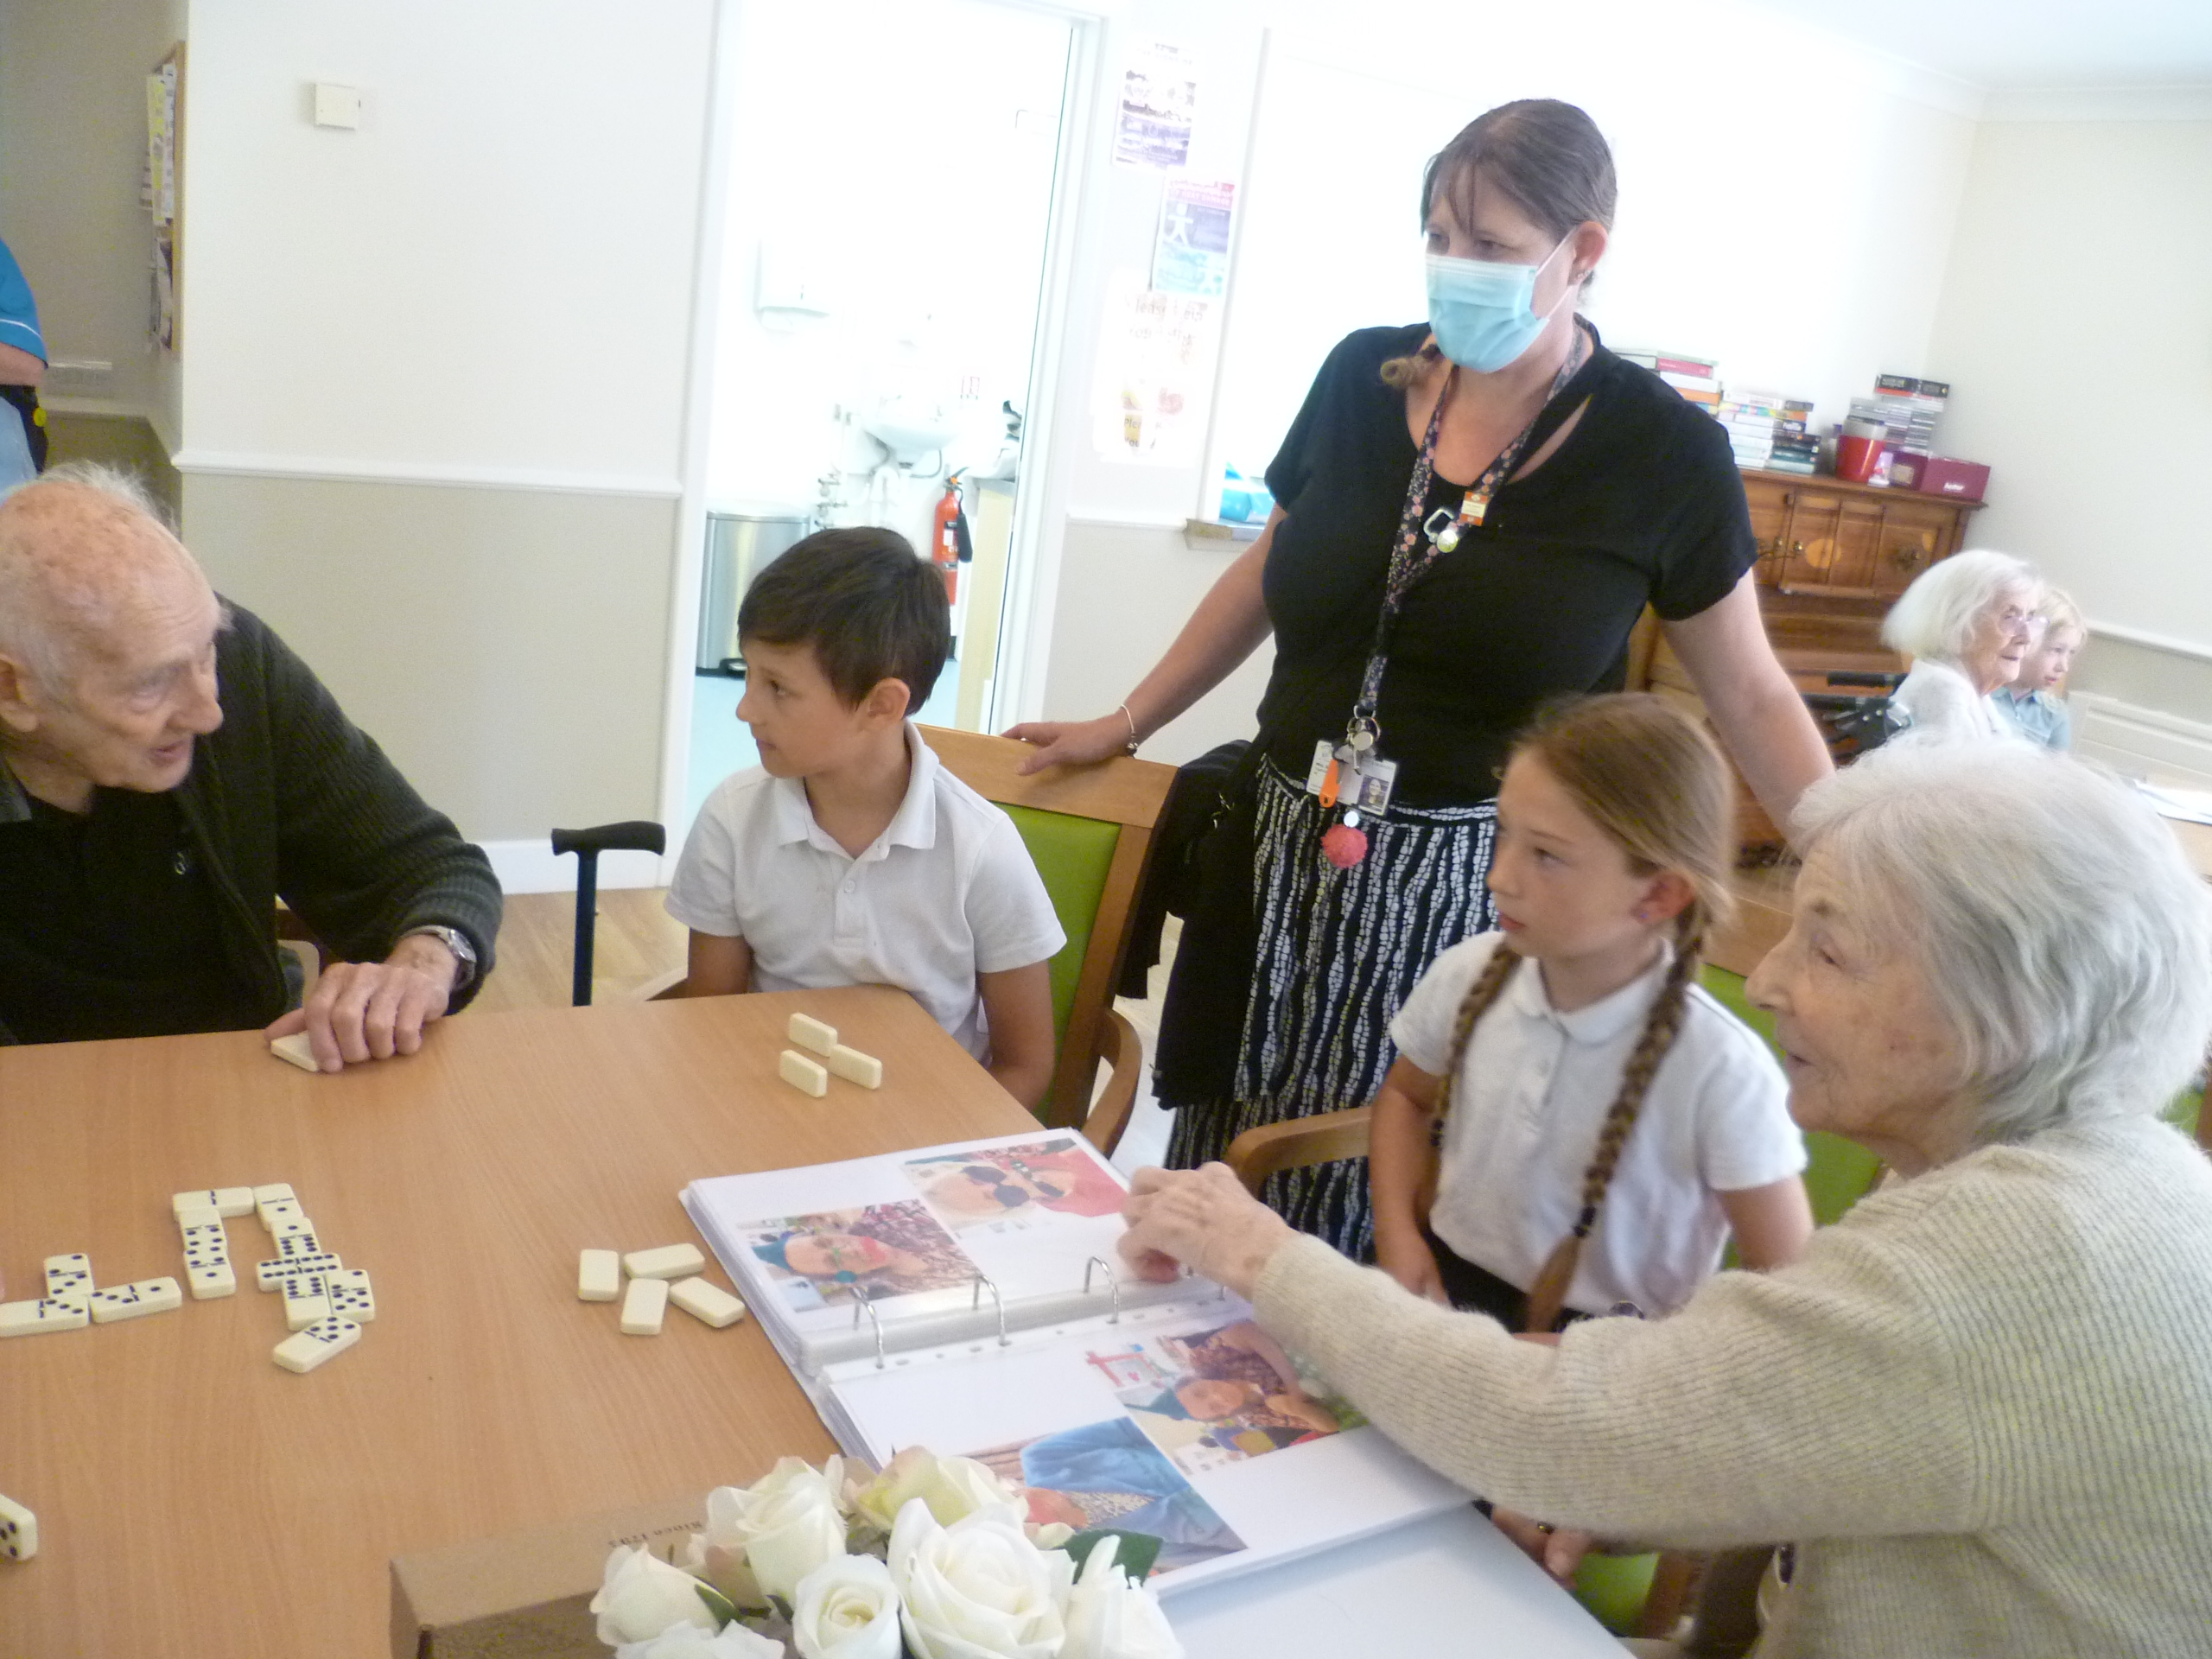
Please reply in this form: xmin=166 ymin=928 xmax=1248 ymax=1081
xmin=1084 ymin=1256 xmax=1123 ymax=1324
xmin=850 ymin=1297 xmax=887 ymax=1369
xmin=971 ymin=1273 xmax=1010 ymax=1347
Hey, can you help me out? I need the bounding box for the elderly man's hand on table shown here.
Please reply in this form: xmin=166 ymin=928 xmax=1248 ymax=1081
xmin=1119 ymin=1163 xmax=1300 ymax=1299
xmin=263 ymin=932 xmax=459 ymax=1072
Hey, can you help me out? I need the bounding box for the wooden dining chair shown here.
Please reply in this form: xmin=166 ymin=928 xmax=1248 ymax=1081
xmin=917 ymin=725 xmax=1174 ymax=1155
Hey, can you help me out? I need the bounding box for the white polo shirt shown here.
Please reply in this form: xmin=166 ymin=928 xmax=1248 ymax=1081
xmin=1390 ymin=931 xmax=1804 ymax=1318
xmin=665 ymin=723 xmax=1065 ymax=1061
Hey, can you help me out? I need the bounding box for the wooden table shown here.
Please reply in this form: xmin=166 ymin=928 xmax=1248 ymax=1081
xmin=0 ymin=988 xmax=1034 ymax=1657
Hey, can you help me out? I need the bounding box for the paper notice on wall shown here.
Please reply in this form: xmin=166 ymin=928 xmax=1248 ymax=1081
xmin=1115 ymin=39 xmax=1197 ymax=171
xmin=1152 ymin=180 xmax=1235 ymax=299
xmin=1092 ymin=269 xmax=1217 ymax=467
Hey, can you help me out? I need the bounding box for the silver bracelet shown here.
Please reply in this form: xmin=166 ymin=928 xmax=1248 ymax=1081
xmin=1116 ymin=703 xmax=1141 ymax=756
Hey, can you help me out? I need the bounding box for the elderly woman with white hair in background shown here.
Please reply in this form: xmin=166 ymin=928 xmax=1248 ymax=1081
xmin=1880 ymin=548 xmax=2041 ymax=742
xmin=1120 ymin=743 xmax=2212 ymax=1657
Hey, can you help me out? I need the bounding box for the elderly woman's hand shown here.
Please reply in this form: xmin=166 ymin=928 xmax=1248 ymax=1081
xmin=1119 ymin=1164 xmax=1298 ymax=1299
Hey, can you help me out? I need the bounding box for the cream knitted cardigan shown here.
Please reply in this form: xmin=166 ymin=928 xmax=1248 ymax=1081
xmin=1252 ymin=1116 xmax=2212 ymax=1657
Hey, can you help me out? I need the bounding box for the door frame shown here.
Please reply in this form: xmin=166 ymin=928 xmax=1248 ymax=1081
xmin=654 ymin=0 xmax=1111 ymax=862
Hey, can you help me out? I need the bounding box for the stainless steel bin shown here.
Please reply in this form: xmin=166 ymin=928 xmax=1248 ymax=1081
xmin=696 ymin=511 xmax=810 ymax=672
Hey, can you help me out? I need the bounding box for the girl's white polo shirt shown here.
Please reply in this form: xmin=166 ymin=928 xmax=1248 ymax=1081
xmin=1390 ymin=930 xmax=1805 ymax=1317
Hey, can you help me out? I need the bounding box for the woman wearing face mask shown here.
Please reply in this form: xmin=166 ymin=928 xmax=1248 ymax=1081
xmin=1007 ymin=99 xmax=1830 ymax=1257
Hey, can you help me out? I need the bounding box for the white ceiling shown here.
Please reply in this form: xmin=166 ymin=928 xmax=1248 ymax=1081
xmin=1732 ymin=0 xmax=2212 ymax=92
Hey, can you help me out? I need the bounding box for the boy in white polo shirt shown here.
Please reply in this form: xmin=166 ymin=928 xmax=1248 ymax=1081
xmin=664 ymin=528 xmax=1065 ymax=1107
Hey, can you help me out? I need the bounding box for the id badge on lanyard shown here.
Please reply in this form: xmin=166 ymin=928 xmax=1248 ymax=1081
xmin=1312 ymin=329 xmax=1586 ymax=871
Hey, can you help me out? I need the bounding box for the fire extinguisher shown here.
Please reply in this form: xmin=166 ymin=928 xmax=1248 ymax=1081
xmin=931 ymin=471 xmax=970 ymax=606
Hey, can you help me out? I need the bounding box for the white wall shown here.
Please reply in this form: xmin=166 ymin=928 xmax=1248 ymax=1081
xmin=1927 ymin=116 xmax=2212 ymax=671
xmin=1011 ymin=0 xmax=1984 ymax=761
xmin=177 ymin=0 xmax=713 ymax=487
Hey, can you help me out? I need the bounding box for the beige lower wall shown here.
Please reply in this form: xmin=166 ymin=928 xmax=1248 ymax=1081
xmin=179 ymin=472 xmax=677 ymax=842
xmin=1043 ymin=520 xmax=1276 ymax=766
xmin=44 ymin=410 xmax=182 ymax=520
xmin=2069 ymin=633 xmax=2212 ymax=727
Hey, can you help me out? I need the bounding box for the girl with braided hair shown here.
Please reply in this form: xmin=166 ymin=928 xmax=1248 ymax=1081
xmin=1370 ymin=694 xmax=1812 ymax=1332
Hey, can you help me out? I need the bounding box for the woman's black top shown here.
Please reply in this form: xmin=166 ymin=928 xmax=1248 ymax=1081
xmin=1256 ymin=322 xmax=1758 ymax=806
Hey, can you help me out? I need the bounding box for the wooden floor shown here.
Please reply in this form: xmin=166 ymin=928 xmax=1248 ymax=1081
xmin=467 ymin=887 xmax=690 ymax=1014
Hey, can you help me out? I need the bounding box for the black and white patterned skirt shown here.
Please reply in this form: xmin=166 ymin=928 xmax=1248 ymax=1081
xmin=1163 ymin=758 xmax=1497 ymax=1259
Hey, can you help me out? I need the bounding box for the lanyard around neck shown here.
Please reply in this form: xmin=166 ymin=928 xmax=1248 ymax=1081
xmin=1345 ymin=327 xmax=1590 ymax=749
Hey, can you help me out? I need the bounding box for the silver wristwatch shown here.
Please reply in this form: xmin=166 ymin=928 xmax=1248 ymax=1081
xmin=405 ymin=925 xmax=478 ymax=991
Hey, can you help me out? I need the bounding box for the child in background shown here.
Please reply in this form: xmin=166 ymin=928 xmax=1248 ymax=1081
xmin=1995 ymin=588 xmax=2082 ymax=750
xmin=664 ymin=528 xmax=1065 ymax=1107
xmin=1370 ymin=694 xmax=1812 ymax=1334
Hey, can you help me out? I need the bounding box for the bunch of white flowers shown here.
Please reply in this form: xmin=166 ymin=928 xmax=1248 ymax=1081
xmin=589 ymin=1450 xmax=1180 ymax=1659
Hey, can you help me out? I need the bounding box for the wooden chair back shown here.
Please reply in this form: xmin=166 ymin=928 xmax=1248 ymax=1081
xmin=917 ymin=726 xmax=1174 ymax=1134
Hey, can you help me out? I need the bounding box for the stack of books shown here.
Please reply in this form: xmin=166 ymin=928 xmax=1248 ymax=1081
xmin=1849 ymin=375 xmax=1947 ymax=484
xmin=1617 ymin=348 xmax=1720 ymax=410
xmin=1716 ymin=389 xmax=1787 ymax=469
xmin=1769 ymin=400 xmax=1818 ymax=474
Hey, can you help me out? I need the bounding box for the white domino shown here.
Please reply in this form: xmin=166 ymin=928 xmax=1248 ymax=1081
xmin=578 ymin=1249 xmax=621 ymax=1302
xmin=257 ymin=1251 xmax=340 ymax=1291
xmin=173 ymin=1187 xmax=254 ymax=1218
xmin=187 ymin=1263 xmax=237 ymax=1300
xmin=0 ymin=1299 xmax=88 ymax=1337
xmin=280 ymin=1276 xmax=330 ymax=1330
xmin=276 ymin=1231 xmax=327 ymax=1261
xmin=269 ymin=1031 xmax=321 ymax=1072
xmin=252 ymin=1183 xmax=295 ymax=1205
xmin=824 ymin=1045 xmax=882 ymax=1089
xmin=257 ymin=1197 xmax=306 ymax=1233
xmin=324 ymin=1268 xmax=375 ymax=1322
xmin=620 ymin=1276 xmax=669 ymax=1336
xmin=86 ymin=1278 xmax=183 ymax=1325
xmin=623 ymin=1243 xmax=705 ymax=1281
xmin=270 ymin=1212 xmax=315 ymax=1240
xmin=779 ymin=1049 xmax=829 ymax=1097
xmin=44 ymin=1254 xmax=92 ymax=1307
xmin=272 ymin=1316 xmax=360 ymax=1374
xmin=787 ymin=1013 xmax=838 ymax=1056
xmin=669 ymin=1277 xmax=747 ymax=1329
xmin=0 ymin=1492 xmax=35 ymax=1561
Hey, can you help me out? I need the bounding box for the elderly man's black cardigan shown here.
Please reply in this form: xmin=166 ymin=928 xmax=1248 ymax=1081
xmin=0 ymin=601 xmax=501 ymax=1043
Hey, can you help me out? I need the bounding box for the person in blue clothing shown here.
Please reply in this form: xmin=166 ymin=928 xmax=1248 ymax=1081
xmin=0 ymin=237 xmax=47 ymax=493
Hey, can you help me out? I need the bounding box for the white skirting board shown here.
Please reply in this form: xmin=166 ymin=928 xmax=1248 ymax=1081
xmin=478 ymin=841 xmax=668 ymax=896
xmin=2071 ymin=692 xmax=2212 ymax=791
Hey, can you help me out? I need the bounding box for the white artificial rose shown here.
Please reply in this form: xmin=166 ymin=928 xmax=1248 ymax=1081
xmin=613 ymin=1618 xmax=788 ymax=1659
xmin=790 ymin=1551 xmax=902 ymax=1659
xmin=590 ymin=1546 xmax=721 ymax=1646
xmin=890 ymin=1497 xmax=1072 ymax=1659
xmin=852 ymin=1449 xmax=1024 ymax=1532
xmin=718 ymin=1459 xmax=853 ymax=1605
xmin=1058 ymin=1536 xmax=1183 ymax=1659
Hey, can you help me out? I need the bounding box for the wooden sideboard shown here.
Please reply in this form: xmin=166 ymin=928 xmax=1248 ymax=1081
xmin=1639 ymin=468 xmax=1986 ymax=846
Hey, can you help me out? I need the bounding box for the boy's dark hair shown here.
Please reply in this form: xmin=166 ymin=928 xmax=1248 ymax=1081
xmin=737 ymin=526 xmax=950 ymax=710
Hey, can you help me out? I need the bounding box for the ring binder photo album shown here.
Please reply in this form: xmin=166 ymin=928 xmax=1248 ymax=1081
xmin=683 ymin=1131 xmax=1471 ymax=1595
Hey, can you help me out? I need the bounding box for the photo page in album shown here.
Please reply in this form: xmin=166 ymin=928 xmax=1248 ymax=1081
xmin=683 ymin=1129 xmax=1193 ymax=1370
xmin=683 ymin=1130 xmax=1473 ymax=1593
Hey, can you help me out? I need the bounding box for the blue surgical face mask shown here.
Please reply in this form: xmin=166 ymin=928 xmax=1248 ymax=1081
xmin=1424 ymin=237 xmax=1575 ymax=372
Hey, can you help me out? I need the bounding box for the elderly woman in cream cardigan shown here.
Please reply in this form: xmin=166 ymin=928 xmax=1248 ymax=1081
xmin=1881 ymin=550 xmax=2044 ymax=743
xmin=1121 ymin=743 xmax=2212 ymax=1659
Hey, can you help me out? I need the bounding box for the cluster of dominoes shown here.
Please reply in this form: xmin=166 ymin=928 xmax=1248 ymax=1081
xmin=0 ymin=1249 xmax=182 ymax=1338
xmin=577 ymin=1243 xmax=747 ymax=1337
xmin=778 ymin=1012 xmax=882 ymax=1098
xmin=230 ymin=1183 xmax=373 ymax=1373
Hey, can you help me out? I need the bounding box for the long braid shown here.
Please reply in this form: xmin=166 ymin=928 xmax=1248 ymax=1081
xmin=1427 ymin=942 xmax=1522 ymax=1154
xmin=1521 ymin=906 xmax=1709 ymax=1332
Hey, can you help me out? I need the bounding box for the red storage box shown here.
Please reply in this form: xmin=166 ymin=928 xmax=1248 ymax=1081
xmin=1911 ymin=455 xmax=1989 ymax=500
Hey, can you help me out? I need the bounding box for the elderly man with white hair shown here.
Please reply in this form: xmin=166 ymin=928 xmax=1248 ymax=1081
xmin=1120 ymin=742 xmax=2212 ymax=1657
xmin=1880 ymin=548 xmax=2042 ymax=743
xmin=0 ymin=465 xmax=500 ymax=1067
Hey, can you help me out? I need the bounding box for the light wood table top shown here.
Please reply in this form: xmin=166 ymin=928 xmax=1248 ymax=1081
xmin=0 ymin=988 xmax=1034 ymax=1657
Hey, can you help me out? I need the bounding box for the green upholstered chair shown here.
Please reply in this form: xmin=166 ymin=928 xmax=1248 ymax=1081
xmin=917 ymin=726 xmax=1174 ymax=1152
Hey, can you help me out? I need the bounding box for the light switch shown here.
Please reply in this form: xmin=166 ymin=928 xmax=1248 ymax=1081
xmin=313 ymin=83 xmax=361 ymax=130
